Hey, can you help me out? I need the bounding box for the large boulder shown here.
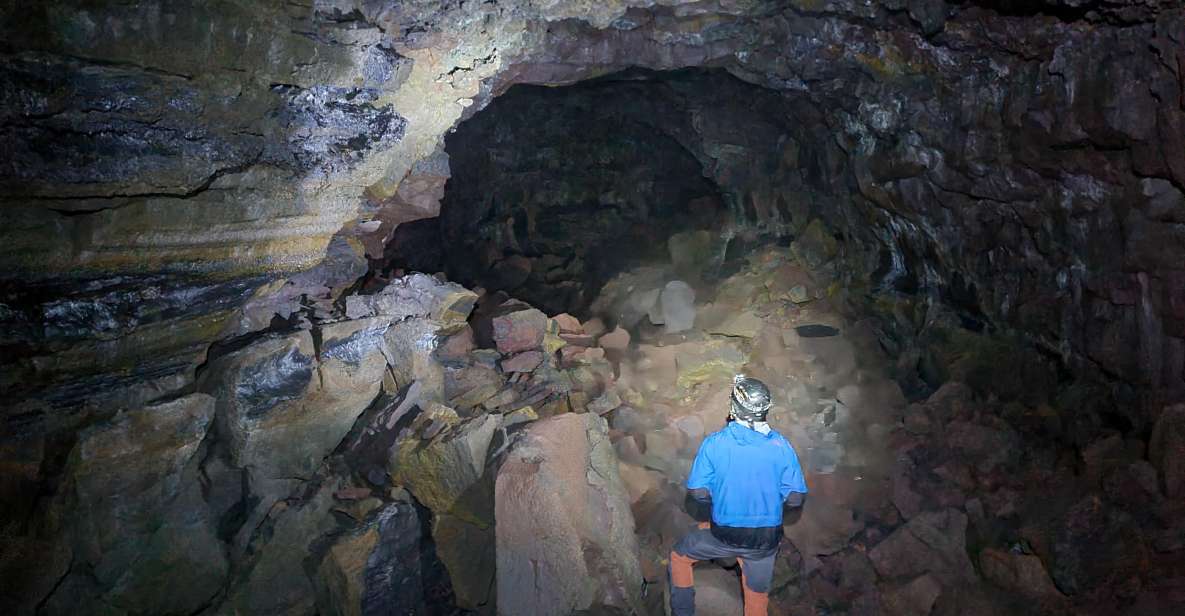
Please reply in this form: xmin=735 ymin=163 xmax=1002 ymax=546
xmin=496 ymin=413 xmax=643 ymax=616
xmin=869 ymin=508 xmax=975 ymax=587
xmin=41 ymin=394 xmax=225 ymax=615
xmin=198 ymin=326 xmax=387 ymax=554
xmin=201 ymin=328 xmax=384 ymax=484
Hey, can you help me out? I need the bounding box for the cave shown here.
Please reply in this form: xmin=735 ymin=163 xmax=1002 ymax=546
xmin=2 ymin=2 xmax=1185 ymax=616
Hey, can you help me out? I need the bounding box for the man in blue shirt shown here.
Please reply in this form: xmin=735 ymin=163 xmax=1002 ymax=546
xmin=669 ymin=374 xmax=808 ymax=616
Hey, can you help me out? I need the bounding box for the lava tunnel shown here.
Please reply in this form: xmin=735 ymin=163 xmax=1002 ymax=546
xmin=2 ymin=2 xmax=1185 ymax=616
xmin=387 ymin=69 xmax=794 ymax=316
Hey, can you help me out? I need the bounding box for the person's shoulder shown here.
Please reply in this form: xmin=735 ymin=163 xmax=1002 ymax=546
xmin=702 ymin=427 xmax=728 ymax=445
xmin=766 ymin=429 xmax=798 ymax=451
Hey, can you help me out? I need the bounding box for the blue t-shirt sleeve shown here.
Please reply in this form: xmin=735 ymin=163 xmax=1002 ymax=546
xmin=780 ymin=443 xmax=808 ymax=498
xmin=686 ymin=439 xmax=715 ymax=490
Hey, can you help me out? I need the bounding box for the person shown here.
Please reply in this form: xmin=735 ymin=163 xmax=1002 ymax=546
xmin=669 ymin=374 xmax=808 ymax=616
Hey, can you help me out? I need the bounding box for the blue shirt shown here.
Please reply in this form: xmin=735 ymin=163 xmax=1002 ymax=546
xmin=686 ymin=421 xmax=808 ymax=528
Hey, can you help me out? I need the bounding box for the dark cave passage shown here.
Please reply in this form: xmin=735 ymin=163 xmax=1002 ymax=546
xmin=383 ymin=69 xmax=816 ymax=317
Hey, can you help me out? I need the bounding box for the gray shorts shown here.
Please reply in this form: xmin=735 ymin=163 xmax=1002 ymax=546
xmin=671 ymin=528 xmax=779 ymax=593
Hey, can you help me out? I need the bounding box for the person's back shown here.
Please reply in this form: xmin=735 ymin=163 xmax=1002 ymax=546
xmin=669 ymin=375 xmax=808 ymax=616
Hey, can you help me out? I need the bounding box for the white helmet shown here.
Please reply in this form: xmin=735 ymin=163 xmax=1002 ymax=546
xmin=729 ymin=374 xmax=772 ymax=422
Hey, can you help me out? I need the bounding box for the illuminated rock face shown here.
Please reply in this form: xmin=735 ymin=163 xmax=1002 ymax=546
xmin=2 ymin=1 xmax=1185 ymax=615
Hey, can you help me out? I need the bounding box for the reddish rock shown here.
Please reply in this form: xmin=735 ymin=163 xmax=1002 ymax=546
xmin=560 ymin=345 xmax=605 ymax=367
xmin=868 ymin=508 xmax=975 ymax=586
xmin=435 ymin=326 xmax=475 ymax=364
xmin=500 ymin=351 xmax=544 ymax=373
xmin=496 ymin=414 xmax=642 ymax=616
xmin=979 ymin=548 xmax=1063 ymax=600
xmin=582 ymin=318 xmax=607 ymax=338
xmin=598 ymin=326 xmax=631 ymax=351
xmin=492 ymin=308 xmax=548 ymax=354
xmin=551 ymin=313 xmax=583 ymax=334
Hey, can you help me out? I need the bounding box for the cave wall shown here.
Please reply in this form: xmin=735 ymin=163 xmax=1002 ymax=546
xmin=5 ymin=0 xmax=1182 ymax=418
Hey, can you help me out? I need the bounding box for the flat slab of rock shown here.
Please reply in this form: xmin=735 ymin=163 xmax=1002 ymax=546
xmin=500 ymin=350 xmax=544 ymax=373
xmin=496 ymin=414 xmax=642 ymax=616
xmin=344 ymin=273 xmax=477 ymax=327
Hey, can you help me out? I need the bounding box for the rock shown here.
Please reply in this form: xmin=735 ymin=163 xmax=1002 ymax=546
xmin=1081 ymin=433 xmax=1126 ymax=480
xmin=979 ymin=548 xmax=1063 ymax=600
xmin=44 ymin=394 xmax=225 ymax=615
xmin=551 ymin=312 xmax=583 ymax=334
xmin=659 ymin=280 xmax=696 ymax=333
xmin=673 ymin=339 xmax=747 ymax=390
xmin=784 ymin=500 xmax=865 ymax=558
xmin=1049 ymin=496 xmax=1150 ymax=596
xmin=944 ymin=420 xmax=1020 ymax=473
xmin=560 ymin=344 xmax=606 ymax=367
xmin=690 ymin=567 xmax=744 ymax=615
xmin=641 ymin=288 xmax=665 ymax=325
xmin=500 ymin=350 xmax=544 ymax=373
xmin=582 ymin=317 xmax=607 ymax=338
xmin=199 ymin=326 xmax=385 ymax=554
xmin=220 ymin=478 xmax=345 ymax=615
xmin=674 ymin=414 xmax=705 ymax=442
xmin=1150 ymin=403 xmax=1185 ymax=498
xmin=313 ymin=502 xmax=448 ymax=616
xmin=344 ymin=273 xmax=477 ymax=328
xmin=707 ymin=310 xmax=763 ymax=339
xmin=445 ymin=364 xmax=504 ymax=410
xmin=588 ymin=389 xmax=623 ymax=416
xmin=880 ymin=574 xmax=942 ymax=616
xmin=792 ymin=219 xmax=838 ymax=268
xmin=433 ymin=513 xmax=496 ymax=610
xmin=609 ymin=406 xmax=650 ymax=434
xmin=560 ymin=332 xmax=597 ymax=347
xmin=389 ymin=413 xmax=500 ymax=524
xmin=504 ymin=405 xmax=539 ymax=428
xmin=492 ymin=307 xmax=549 ymax=354
xmin=869 ymin=508 xmax=975 ymax=586
xmin=598 ymin=325 xmax=631 ymax=351
xmin=787 ymin=285 xmax=811 ymax=304
xmin=617 ymin=462 xmax=664 ymax=504
xmin=384 ymin=318 xmax=447 ymax=401
xmin=892 ymin=462 xmax=925 ymax=520
xmin=496 ymin=414 xmax=642 ymax=616
xmin=435 ymin=326 xmax=475 ymax=364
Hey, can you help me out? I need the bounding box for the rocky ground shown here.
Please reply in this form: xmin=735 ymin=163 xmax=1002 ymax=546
xmin=8 ymin=225 xmax=1183 ymax=615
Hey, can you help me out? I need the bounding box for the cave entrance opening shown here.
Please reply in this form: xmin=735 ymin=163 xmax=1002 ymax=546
xmin=380 ymin=68 xmax=807 ymax=319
